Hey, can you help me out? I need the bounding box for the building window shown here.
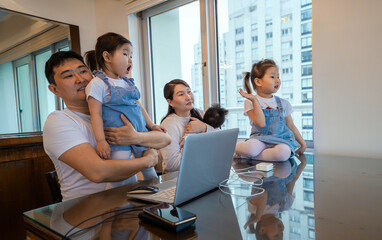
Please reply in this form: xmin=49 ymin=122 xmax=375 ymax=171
xmin=304 ymin=190 xmax=314 ymax=202
xmin=302 ymin=50 xmax=312 ymax=62
xmin=282 ymin=67 xmax=293 ymax=74
xmin=301 ymin=0 xmax=312 ymax=7
xmin=308 ymin=216 xmax=315 ymax=227
xmin=282 ymin=54 xmax=293 ymax=62
xmin=309 ymin=229 xmax=315 ymax=239
xmin=266 ymin=20 xmax=273 ymax=27
xmin=281 ymin=27 xmax=292 ymax=36
xmin=289 ymin=215 xmax=300 ymax=223
xmin=266 ymin=32 xmax=273 ymax=39
xmin=301 ymin=22 xmax=312 ymax=35
xmin=302 ymin=64 xmax=312 ymax=76
xmin=281 ymin=14 xmax=292 ymax=23
xmin=302 ymin=77 xmax=312 ymax=89
xmin=302 ymin=110 xmax=313 ymax=116
xmin=235 ymin=27 xmax=244 ymax=35
xmin=251 ymin=23 xmax=258 ymax=31
xmin=302 ymin=36 xmax=312 ymax=49
xmin=290 ymin=226 xmax=301 ymax=234
xmin=252 ymin=36 xmax=258 ymax=42
xmin=303 ymin=178 xmax=314 ymax=189
xmin=302 ymin=90 xmax=312 ymax=103
xmin=236 ymin=39 xmax=244 ymax=46
xmin=281 ymin=41 xmax=293 ymax=49
xmin=301 ymin=8 xmax=312 ymax=21
xmin=302 ymin=131 xmax=313 ymax=140
xmin=236 ymin=51 xmax=244 ymax=59
xmin=236 ymin=63 xmax=244 ymax=70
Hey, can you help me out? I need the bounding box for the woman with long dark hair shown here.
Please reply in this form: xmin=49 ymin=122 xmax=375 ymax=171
xmin=160 ymin=79 xmax=215 ymax=172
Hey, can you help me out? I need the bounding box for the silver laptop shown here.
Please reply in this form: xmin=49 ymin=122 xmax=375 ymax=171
xmin=127 ymin=128 xmax=239 ymax=206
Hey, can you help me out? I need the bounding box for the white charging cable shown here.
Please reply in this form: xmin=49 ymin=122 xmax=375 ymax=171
xmin=219 ymin=172 xmax=265 ymax=198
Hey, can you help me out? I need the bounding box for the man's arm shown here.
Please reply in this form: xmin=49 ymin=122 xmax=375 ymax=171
xmin=59 ymin=143 xmax=158 ymax=183
xmin=104 ymin=114 xmax=171 ymax=149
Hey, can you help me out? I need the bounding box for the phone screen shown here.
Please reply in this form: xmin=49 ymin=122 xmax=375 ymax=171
xmin=144 ymin=203 xmax=196 ymax=224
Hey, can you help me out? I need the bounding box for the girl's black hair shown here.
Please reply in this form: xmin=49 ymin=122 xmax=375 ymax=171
xmin=84 ymin=32 xmax=132 ymax=72
xmin=161 ymin=79 xmax=203 ymax=123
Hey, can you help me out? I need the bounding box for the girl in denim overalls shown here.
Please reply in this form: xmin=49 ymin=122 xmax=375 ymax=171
xmin=235 ymin=59 xmax=306 ymax=161
xmin=85 ymin=33 xmax=165 ymax=187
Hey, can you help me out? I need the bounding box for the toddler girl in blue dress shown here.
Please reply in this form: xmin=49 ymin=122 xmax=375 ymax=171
xmin=235 ymin=59 xmax=306 ymax=161
xmin=85 ymin=32 xmax=165 ymax=187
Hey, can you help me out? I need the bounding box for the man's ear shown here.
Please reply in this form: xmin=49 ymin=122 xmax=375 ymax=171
xmin=103 ymin=51 xmax=111 ymax=63
xmin=48 ymin=84 xmax=60 ymax=97
xmin=166 ymin=98 xmax=173 ymax=107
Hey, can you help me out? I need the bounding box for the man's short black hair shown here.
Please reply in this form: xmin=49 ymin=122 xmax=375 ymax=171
xmin=45 ymin=51 xmax=85 ymax=85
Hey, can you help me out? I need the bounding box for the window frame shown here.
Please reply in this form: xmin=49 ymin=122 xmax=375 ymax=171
xmin=139 ymin=0 xmax=314 ymax=147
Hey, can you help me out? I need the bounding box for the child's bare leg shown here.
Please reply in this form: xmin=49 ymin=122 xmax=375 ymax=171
xmin=133 ymin=151 xmax=157 ymax=180
xmin=235 ymin=139 xmax=267 ymax=157
xmin=106 ymin=151 xmax=137 ymax=189
xmin=255 ymin=143 xmax=291 ymax=161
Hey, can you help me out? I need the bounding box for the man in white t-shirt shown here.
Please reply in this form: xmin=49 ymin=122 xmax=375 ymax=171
xmin=44 ymin=51 xmax=170 ymax=201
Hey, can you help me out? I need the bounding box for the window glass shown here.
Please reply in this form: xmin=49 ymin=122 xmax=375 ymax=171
xmin=16 ymin=63 xmax=35 ymax=132
xmin=0 ymin=62 xmax=18 ymax=134
xmin=149 ymin=1 xmax=202 ymax=123
xmin=35 ymin=49 xmax=55 ymax=128
xmin=304 ymin=190 xmax=314 ymax=202
xmin=217 ymin=0 xmax=313 ymax=141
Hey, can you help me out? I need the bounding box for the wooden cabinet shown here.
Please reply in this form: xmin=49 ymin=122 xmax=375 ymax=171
xmin=0 ymin=136 xmax=55 ymax=240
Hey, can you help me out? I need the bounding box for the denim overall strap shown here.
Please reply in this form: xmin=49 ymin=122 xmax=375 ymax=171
xmin=96 ymin=71 xmax=148 ymax=152
xmin=249 ymin=96 xmax=298 ymax=156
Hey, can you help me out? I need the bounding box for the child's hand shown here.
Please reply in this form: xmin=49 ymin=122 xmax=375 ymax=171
xmin=239 ymin=88 xmax=257 ymax=101
xmin=295 ymin=141 xmax=307 ymax=156
xmin=97 ymin=140 xmax=111 ymax=159
xmin=150 ymin=124 xmax=167 ymax=133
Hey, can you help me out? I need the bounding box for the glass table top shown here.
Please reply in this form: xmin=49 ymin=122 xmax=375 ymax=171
xmin=23 ymin=153 xmax=382 ymax=239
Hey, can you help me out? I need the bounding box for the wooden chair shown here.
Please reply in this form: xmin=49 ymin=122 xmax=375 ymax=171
xmin=45 ymin=170 xmax=62 ymax=203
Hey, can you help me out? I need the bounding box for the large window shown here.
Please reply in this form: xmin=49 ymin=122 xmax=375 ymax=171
xmin=142 ymin=0 xmax=313 ymax=144
xmin=215 ymin=0 xmax=313 ymax=142
xmin=148 ymin=1 xmax=203 ymax=123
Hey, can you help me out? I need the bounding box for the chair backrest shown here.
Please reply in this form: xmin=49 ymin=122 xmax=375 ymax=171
xmin=45 ymin=170 xmax=62 ymax=203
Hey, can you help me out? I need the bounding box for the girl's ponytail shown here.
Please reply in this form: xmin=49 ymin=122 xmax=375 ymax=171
xmin=84 ymin=50 xmax=97 ymax=72
xmin=243 ymin=72 xmax=252 ymax=94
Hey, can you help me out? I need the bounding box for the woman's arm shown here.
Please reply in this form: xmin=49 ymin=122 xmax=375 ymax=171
xmin=285 ymin=115 xmax=307 ymax=155
xmin=104 ymin=114 xmax=171 ymax=149
xmin=88 ymin=96 xmax=111 ymax=159
xmin=239 ymin=89 xmax=266 ymax=127
xmin=159 ymin=117 xmax=184 ymax=172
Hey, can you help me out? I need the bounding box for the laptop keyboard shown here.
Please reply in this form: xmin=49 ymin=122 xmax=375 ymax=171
xmin=151 ymin=186 xmax=176 ymax=201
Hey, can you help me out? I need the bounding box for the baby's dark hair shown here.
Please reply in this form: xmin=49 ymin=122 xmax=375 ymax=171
xmin=202 ymin=104 xmax=228 ymax=128
xmin=84 ymin=32 xmax=132 ymax=72
xmin=243 ymin=59 xmax=277 ymax=94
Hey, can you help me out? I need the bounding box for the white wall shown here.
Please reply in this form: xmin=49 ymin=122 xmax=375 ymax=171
xmin=313 ymin=0 xmax=382 ymax=158
xmin=0 ymin=0 xmax=97 ymax=54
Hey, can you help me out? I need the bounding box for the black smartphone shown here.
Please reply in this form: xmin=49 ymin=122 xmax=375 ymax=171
xmin=139 ymin=203 xmax=197 ymax=232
